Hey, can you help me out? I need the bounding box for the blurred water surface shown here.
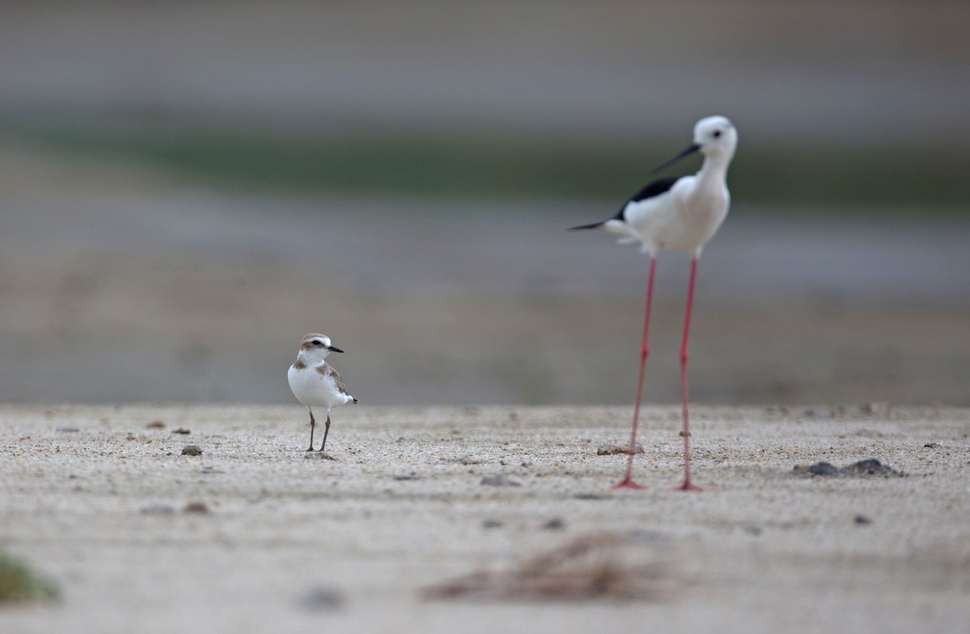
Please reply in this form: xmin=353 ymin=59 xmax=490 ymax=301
xmin=0 ymin=1 xmax=968 ymax=405
xmin=0 ymin=151 xmax=967 ymax=405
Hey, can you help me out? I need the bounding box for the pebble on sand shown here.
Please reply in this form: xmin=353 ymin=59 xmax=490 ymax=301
xmin=298 ymin=587 xmax=345 ymax=611
xmin=480 ymin=475 xmax=520 ymax=487
xmin=181 ymin=445 xmax=203 ymax=456
xmin=542 ymin=517 xmax=567 ymax=531
xmin=793 ymin=458 xmax=903 ymax=478
xmin=596 ymin=443 xmax=644 ymax=456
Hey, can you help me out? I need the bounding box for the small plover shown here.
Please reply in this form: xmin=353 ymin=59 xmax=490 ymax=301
xmin=287 ymin=333 xmax=358 ymax=452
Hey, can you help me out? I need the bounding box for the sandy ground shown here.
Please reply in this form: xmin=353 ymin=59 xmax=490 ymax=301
xmin=1 ymin=404 xmax=968 ymax=633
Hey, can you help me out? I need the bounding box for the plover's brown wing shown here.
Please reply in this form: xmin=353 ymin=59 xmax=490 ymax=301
xmin=316 ymin=364 xmax=358 ymax=402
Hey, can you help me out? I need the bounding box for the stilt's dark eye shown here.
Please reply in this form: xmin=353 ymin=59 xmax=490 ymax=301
xmin=713 ymin=130 xmax=722 ymax=138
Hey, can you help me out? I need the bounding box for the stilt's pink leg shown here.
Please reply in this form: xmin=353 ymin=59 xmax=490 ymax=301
xmin=674 ymin=257 xmax=703 ymax=491
xmin=613 ymin=256 xmax=656 ymax=490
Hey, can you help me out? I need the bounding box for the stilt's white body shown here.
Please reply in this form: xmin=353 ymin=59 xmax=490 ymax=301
xmin=602 ymin=115 xmax=736 ymax=257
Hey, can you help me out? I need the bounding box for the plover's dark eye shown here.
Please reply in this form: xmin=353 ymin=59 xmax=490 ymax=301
xmin=312 ymin=339 xmax=322 ymax=346
xmin=713 ymin=130 xmax=722 ymax=138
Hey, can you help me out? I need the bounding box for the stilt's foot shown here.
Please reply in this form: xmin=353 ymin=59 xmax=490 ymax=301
xmin=669 ymin=480 xmax=704 ymax=492
xmin=306 ymin=447 xmax=315 ymax=452
xmin=611 ymin=478 xmax=647 ymax=490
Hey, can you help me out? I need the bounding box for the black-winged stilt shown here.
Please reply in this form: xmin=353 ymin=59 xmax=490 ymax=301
xmin=571 ymin=115 xmax=737 ymax=491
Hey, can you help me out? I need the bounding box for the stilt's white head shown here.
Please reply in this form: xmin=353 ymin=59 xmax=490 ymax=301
xmin=652 ymin=115 xmax=737 ymax=173
xmin=693 ymin=116 xmax=737 ymax=163
xmin=297 ymin=333 xmax=344 ymax=364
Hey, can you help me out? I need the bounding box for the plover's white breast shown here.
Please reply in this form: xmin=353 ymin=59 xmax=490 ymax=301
xmin=288 ymin=361 xmax=356 ymax=410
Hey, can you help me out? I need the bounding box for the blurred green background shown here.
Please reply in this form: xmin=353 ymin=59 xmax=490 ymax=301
xmin=6 ymin=120 xmax=970 ymax=208
xmin=0 ymin=1 xmax=967 ymax=405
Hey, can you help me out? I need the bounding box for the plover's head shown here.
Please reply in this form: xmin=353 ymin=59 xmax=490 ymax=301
xmin=298 ymin=333 xmax=344 ymax=360
xmin=693 ymin=115 xmax=736 ymax=158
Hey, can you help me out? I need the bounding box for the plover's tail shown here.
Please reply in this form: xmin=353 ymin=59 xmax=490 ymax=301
xmin=352 ymin=398 xmax=359 ymax=404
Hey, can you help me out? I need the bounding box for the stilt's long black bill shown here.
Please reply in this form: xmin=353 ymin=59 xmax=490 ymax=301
xmin=328 ymin=345 xmax=344 ymax=353
xmin=651 ymin=143 xmax=701 ymax=173
xmin=568 ymin=221 xmax=605 ymax=231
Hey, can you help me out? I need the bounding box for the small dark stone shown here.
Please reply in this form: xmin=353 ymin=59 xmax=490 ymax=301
xmin=542 ymin=517 xmax=566 ymax=530
xmin=854 ymin=514 xmax=872 ymax=525
xmin=481 ymin=519 xmax=503 ymax=529
xmin=860 ymin=402 xmax=889 ymax=416
xmin=797 ymin=458 xmax=902 ymax=478
xmin=184 ymin=502 xmax=209 ymax=514
xmin=743 ymin=526 xmax=763 ymax=536
xmin=480 ymin=475 xmax=519 ymax=487
xmin=393 ymin=472 xmax=420 ymax=481
xmin=172 ymin=428 xmax=191 ymax=435
xmin=146 ymin=421 xmax=166 ymax=429
xmin=573 ymin=493 xmax=612 ymax=500
xmin=298 ymin=587 xmax=345 ymax=611
xmin=844 ymin=459 xmax=900 ymax=477
xmin=923 ymin=442 xmax=938 ymax=448
xmin=304 ymin=452 xmax=337 ymax=461
xmin=596 ymin=442 xmax=644 ymax=456
xmin=806 ymin=461 xmax=841 ymax=476
xmin=181 ymin=445 xmax=203 ymax=456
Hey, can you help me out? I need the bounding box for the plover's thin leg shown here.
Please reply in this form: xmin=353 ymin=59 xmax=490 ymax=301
xmin=307 ymin=407 xmax=316 ymax=452
xmin=675 ymin=257 xmax=703 ymax=491
xmin=318 ymin=413 xmax=332 ymax=453
xmin=614 ymin=255 xmax=656 ymax=490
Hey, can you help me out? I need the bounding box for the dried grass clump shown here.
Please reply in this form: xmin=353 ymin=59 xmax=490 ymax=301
xmin=424 ymin=533 xmax=672 ymax=602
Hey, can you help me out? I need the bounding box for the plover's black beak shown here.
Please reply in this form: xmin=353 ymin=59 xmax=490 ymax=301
xmin=328 ymin=345 xmax=344 ymax=353
xmin=651 ymin=143 xmax=701 ymax=173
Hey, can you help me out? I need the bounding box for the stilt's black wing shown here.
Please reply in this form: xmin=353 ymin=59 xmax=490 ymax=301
xmin=569 ymin=176 xmax=680 ymax=230
xmin=627 ymin=176 xmax=681 ymax=204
